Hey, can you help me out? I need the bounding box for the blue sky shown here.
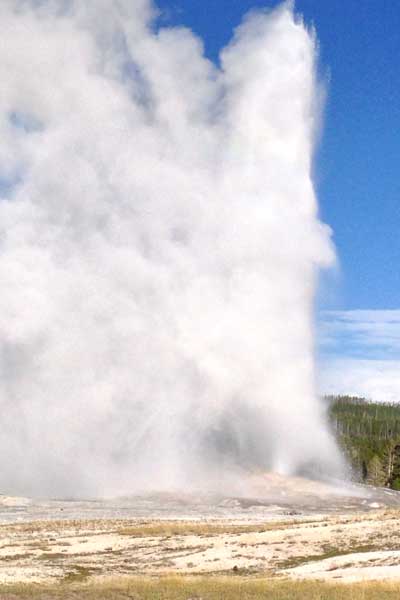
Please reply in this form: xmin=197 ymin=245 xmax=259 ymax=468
xmin=157 ymin=0 xmax=400 ymax=400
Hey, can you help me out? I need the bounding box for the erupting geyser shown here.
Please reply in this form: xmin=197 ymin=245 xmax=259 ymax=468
xmin=0 ymin=0 xmax=343 ymax=497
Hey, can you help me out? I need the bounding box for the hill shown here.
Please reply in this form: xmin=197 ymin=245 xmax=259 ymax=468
xmin=328 ymin=395 xmax=400 ymax=489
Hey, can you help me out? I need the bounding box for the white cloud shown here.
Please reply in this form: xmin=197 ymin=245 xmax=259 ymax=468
xmin=319 ymin=310 xmax=400 ymax=403
xmin=320 ymin=359 xmax=400 ymax=404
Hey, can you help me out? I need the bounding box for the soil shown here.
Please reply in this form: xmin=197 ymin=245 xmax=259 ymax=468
xmin=1 ymin=473 xmax=400 ymax=584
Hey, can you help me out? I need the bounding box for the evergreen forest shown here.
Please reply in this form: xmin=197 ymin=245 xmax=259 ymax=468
xmin=328 ymin=396 xmax=400 ymax=489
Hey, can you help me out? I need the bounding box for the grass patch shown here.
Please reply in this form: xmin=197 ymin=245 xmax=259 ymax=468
xmin=3 ymin=576 xmax=400 ymax=599
xmin=0 ymin=553 xmax=33 ymax=562
xmin=279 ymin=543 xmax=387 ymax=570
xmin=62 ymin=565 xmax=100 ymax=583
xmin=0 ymin=516 xmax=327 ymax=540
xmin=0 ymin=519 xmax=118 ymax=535
xmin=115 ymin=520 xmax=312 ymax=538
xmin=37 ymin=552 xmax=68 ymax=561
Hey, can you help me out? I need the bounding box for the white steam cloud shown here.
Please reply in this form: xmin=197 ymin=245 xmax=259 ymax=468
xmin=0 ymin=0 xmax=342 ymax=497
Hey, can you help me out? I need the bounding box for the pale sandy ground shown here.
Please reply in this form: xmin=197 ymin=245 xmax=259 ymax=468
xmin=1 ymin=474 xmax=400 ymax=585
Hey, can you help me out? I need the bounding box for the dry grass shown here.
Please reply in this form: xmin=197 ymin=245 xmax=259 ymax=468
xmin=2 ymin=576 xmax=400 ymax=599
xmin=0 ymin=520 xmax=114 ymax=534
xmin=0 ymin=518 xmax=321 ymax=539
xmin=115 ymin=520 xmax=313 ymax=537
xmin=5 ymin=511 xmax=395 ymax=539
xmin=277 ymin=542 xmax=388 ymax=570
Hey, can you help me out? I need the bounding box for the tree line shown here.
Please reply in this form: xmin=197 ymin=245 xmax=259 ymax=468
xmin=327 ymin=395 xmax=400 ymax=489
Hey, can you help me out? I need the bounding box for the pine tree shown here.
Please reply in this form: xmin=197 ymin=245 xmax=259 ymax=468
xmin=366 ymin=455 xmax=386 ymax=487
xmin=388 ymin=444 xmax=400 ymax=489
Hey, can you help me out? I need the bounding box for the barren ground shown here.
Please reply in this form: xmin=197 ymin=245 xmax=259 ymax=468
xmin=1 ymin=474 xmax=400 ymax=586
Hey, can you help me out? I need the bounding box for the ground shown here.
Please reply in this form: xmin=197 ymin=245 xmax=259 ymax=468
xmin=1 ymin=474 xmax=400 ymax=597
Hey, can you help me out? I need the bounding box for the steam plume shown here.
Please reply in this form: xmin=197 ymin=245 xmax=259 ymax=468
xmin=0 ymin=0 xmax=342 ymax=497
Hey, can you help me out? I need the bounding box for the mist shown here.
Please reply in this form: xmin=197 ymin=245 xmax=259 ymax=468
xmin=0 ymin=0 xmax=343 ymax=497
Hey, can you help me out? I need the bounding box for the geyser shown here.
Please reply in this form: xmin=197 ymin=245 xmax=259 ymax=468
xmin=0 ymin=0 xmax=343 ymax=497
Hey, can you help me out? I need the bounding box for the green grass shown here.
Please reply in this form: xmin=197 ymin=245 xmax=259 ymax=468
xmin=3 ymin=576 xmax=400 ymax=599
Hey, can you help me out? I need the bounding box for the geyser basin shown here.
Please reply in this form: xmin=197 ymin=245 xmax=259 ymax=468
xmin=0 ymin=0 xmax=343 ymax=497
